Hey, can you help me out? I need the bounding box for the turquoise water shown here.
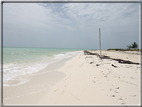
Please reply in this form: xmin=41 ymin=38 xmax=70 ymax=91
xmin=3 ymin=48 xmax=82 ymax=83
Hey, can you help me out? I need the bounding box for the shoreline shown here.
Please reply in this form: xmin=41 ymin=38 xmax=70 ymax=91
xmin=38 ymin=50 xmax=141 ymax=105
xmin=3 ymin=55 xmax=76 ymax=104
xmin=3 ymin=50 xmax=141 ymax=105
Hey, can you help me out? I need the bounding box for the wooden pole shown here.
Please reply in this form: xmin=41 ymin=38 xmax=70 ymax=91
xmin=99 ymin=28 xmax=101 ymax=57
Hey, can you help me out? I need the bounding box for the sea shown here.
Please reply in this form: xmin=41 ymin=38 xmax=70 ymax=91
xmin=3 ymin=47 xmax=82 ymax=85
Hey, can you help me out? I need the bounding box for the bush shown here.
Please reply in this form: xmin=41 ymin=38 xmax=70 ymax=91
xmin=127 ymin=42 xmax=138 ymax=49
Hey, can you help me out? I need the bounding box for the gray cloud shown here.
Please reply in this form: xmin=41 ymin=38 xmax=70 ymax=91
xmin=3 ymin=3 xmax=139 ymax=49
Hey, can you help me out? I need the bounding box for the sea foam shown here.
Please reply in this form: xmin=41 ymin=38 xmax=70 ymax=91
xmin=3 ymin=48 xmax=82 ymax=85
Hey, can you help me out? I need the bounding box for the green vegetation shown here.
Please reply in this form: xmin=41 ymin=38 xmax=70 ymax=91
xmin=107 ymin=48 xmax=140 ymax=51
xmin=107 ymin=48 xmax=122 ymax=51
xmin=127 ymin=42 xmax=138 ymax=49
xmin=107 ymin=42 xmax=141 ymax=52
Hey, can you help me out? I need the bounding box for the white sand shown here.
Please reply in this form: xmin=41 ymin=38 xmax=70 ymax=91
xmin=3 ymin=50 xmax=141 ymax=106
xmin=38 ymin=50 xmax=141 ymax=106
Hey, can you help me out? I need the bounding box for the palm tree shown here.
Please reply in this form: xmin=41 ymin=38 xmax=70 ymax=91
xmin=127 ymin=42 xmax=138 ymax=49
xmin=131 ymin=42 xmax=138 ymax=48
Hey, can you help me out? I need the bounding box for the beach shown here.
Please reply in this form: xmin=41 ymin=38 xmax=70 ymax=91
xmin=3 ymin=50 xmax=141 ymax=106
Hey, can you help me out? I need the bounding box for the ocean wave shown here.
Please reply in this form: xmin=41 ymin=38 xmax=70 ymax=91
xmin=54 ymin=51 xmax=82 ymax=60
xmin=3 ymin=50 xmax=82 ymax=85
xmin=3 ymin=61 xmax=49 ymax=83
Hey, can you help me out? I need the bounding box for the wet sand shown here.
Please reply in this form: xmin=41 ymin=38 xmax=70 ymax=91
xmin=3 ymin=50 xmax=141 ymax=106
xmin=3 ymin=57 xmax=71 ymax=105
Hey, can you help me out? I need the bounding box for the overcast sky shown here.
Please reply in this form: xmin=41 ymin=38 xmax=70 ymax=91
xmin=3 ymin=3 xmax=140 ymax=50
